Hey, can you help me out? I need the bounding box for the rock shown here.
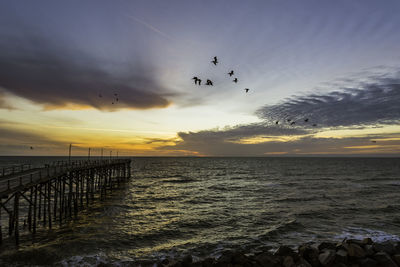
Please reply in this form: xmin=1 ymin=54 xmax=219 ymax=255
xmin=201 ymin=258 xmax=215 ymax=267
xmin=331 ymin=263 xmax=347 ymax=267
xmin=335 ymin=249 xmax=347 ymax=263
xmin=364 ymin=245 xmax=375 ymax=256
xmin=217 ymin=251 xmax=234 ymax=264
xmin=392 ymin=254 xmax=400 ymax=266
xmin=299 ymin=246 xmax=320 ymax=267
xmin=395 ymin=243 xmax=400 ymax=254
xmin=318 ymin=242 xmax=336 ymax=251
xmin=182 ymin=255 xmax=192 ymax=267
xmin=362 ymin=238 xmax=373 ymax=245
xmin=275 ymin=245 xmax=295 ymax=257
xmin=318 ymin=249 xmax=336 ymax=266
xmin=373 ymin=251 xmax=398 ymax=267
xmin=357 ymin=257 xmax=378 ymax=267
xmin=297 ymin=258 xmax=313 ymax=267
xmin=373 ymin=241 xmax=396 ymax=255
xmin=347 ymin=243 xmax=366 ymax=258
xmin=160 ymin=258 xmax=170 ymax=266
xmin=254 ymin=252 xmax=280 ymax=267
xmin=346 ymin=239 xmax=365 ymax=246
xmin=231 ymin=251 xmax=251 ymax=266
xmin=283 ymin=256 xmax=295 ymax=267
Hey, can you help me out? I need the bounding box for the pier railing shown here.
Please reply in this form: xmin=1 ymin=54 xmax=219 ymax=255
xmin=0 ymin=158 xmax=131 ymax=247
xmin=0 ymin=164 xmax=33 ymax=178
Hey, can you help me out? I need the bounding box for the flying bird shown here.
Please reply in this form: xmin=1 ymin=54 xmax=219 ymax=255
xmin=275 ymin=121 xmax=279 ymax=125
xmin=371 ymin=140 xmax=377 ymax=143
xmin=116 ymin=98 xmax=119 ymax=102
xmin=198 ymin=79 xmax=202 ymax=86
xmin=212 ymin=56 xmax=218 ymax=66
xmin=30 ymin=146 xmax=34 ymax=150
xmin=228 ymin=70 xmax=234 ymax=76
xmin=206 ymin=79 xmax=213 ymax=86
xmin=233 ymin=78 xmax=238 ymax=83
xmin=192 ymin=76 xmax=199 ymax=85
xmin=290 ymin=121 xmax=296 ymax=125
xmin=287 ymin=119 xmax=292 ymax=122
xmin=245 ymin=88 xmax=249 ymax=93
xmin=304 ymin=118 xmax=309 ymax=122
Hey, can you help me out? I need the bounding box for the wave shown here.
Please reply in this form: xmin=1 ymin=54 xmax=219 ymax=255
xmin=334 ymin=227 xmax=400 ymax=243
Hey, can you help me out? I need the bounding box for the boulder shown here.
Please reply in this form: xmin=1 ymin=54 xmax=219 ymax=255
xmin=347 ymin=243 xmax=366 ymax=258
xmin=275 ymin=245 xmax=296 ymax=257
xmin=392 ymin=254 xmax=400 ymax=266
xmin=282 ymin=256 xmax=295 ymax=267
xmin=254 ymin=252 xmax=280 ymax=267
xmin=373 ymin=251 xmax=398 ymax=267
xmin=231 ymin=251 xmax=251 ymax=266
xmin=296 ymin=258 xmax=313 ymax=267
xmin=373 ymin=241 xmax=396 ymax=255
xmin=357 ymin=257 xmax=378 ymax=267
xmin=335 ymin=249 xmax=347 ymax=263
xmin=318 ymin=242 xmax=336 ymax=251
xmin=298 ymin=245 xmax=320 ymax=267
xmin=362 ymin=238 xmax=373 ymax=245
xmin=364 ymin=245 xmax=375 ymax=256
xmin=318 ymin=249 xmax=336 ymax=266
xmin=182 ymin=255 xmax=193 ymax=267
xmin=201 ymin=258 xmax=215 ymax=267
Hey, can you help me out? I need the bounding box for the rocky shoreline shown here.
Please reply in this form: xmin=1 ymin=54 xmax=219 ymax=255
xmin=155 ymin=238 xmax=400 ymax=267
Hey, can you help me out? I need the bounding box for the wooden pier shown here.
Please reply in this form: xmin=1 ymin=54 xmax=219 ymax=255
xmin=0 ymin=159 xmax=131 ymax=247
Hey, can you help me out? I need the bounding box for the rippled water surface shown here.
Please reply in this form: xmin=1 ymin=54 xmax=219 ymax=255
xmin=0 ymin=157 xmax=399 ymax=265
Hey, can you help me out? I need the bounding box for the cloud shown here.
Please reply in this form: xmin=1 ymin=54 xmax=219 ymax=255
xmin=158 ymin=68 xmax=400 ymax=156
xmin=0 ymin=33 xmax=175 ymax=111
xmin=256 ymin=71 xmax=400 ymax=128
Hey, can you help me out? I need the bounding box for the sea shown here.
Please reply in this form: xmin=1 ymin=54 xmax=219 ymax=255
xmin=0 ymin=156 xmax=399 ymax=266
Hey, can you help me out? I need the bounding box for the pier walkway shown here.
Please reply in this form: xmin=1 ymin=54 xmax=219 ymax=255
xmin=0 ymin=159 xmax=131 ymax=247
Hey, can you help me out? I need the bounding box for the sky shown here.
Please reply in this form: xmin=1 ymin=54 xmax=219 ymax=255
xmin=0 ymin=0 xmax=399 ymax=156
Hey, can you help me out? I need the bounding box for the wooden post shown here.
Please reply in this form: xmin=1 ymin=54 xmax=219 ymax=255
xmin=43 ymin=183 xmax=47 ymax=227
xmin=33 ymin=185 xmax=37 ymax=240
xmin=0 ymin=199 xmax=2 ymax=245
xmin=38 ymin=184 xmax=42 ymax=220
xmin=28 ymin=187 xmax=33 ymax=231
xmin=14 ymin=192 xmax=19 ymax=247
xmin=48 ymin=181 xmax=52 ymax=229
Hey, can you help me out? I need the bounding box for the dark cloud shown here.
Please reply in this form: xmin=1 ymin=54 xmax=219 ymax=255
xmin=256 ymin=72 xmax=400 ymax=128
xmin=0 ymin=34 xmax=175 ymax=111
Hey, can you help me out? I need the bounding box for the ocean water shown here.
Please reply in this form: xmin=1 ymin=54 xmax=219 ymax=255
xmin=0 ymin=157 xmax=399 ymax=266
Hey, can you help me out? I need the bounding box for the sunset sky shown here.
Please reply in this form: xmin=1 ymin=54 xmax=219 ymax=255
xmin=0 ymin=0 xmax=399 ymax=156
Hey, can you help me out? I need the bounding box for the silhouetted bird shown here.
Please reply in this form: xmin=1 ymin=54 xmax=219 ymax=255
xmin=212 ymin=56 xmax=218 ymax=65
xmin=233 ymin=78 xmax=238 ymax=83
xmin=371 ymin=140 xmax=377 ymax=143
xmin=290 ymin=121 xmax=296 ymax=125
xmin=228 ymin=70 xmax=234 ymax=76
xmin=276 ymin=121 xmax=279 ymax=125
xmin=206 ymin=79 xmax=213 ymax=86
xmin=245 ymin=88 xmax=249 ymax=93
xmin=192 ymin=76 xmax=199 ymax=85
xmin=116 ymin=98 xmax=119 ymax=102
xmin=198 ymin=79 xmax=202 ymax=85
xmin=112 ymin=102 xmax=114 ymax=105
xmin=287 ymin=119 xmax=291 ymax=122
xmin=304 ymin=118 xmax=309 ymax=122
xmin=30 ymin=146 xmax=34 ymax=150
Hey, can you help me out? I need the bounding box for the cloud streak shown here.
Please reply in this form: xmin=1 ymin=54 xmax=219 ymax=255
xmin=256 ymin=72 xmax=400 ymax=128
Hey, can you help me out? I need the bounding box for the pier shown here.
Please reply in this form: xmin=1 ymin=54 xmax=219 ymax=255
xmin=0 ymin=159 xmax=131 ymax=247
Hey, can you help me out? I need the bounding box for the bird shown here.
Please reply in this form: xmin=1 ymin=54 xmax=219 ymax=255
xmin=30 ymin=146 xmax=34 ymax=150
xmin=233 ymin=78 xmax=238 ymax=83
xmin=198 ymin=79 xmax=202 ymax=85
xmin=112 ymin=102 xmax=114 ymax=105
xmin=245 ymin=88 xmax=249 ymax=93
xmin=304 ymin=118 xmax=309 ymax=122
xmin=228 ymin=70 xmax=234 ymax=76
xmin=116 ymin=98 xmax=119 ymax=102
xmin=287 ymin=119 xmax=292 ymax=122
xmin=206 ymin=79 xmax=213 ymax=86
xmin=211 ymin=56 xmax=218 ymax=65
xmin=275 ymin=121 xmax=279 ymax=125
xmin=371 ymin=140 xmax=377 ymax=143
xmin=192 ymin=76 xmax=199 ymax=85
xmin=290 ymin=121 xmax=296 ymax=125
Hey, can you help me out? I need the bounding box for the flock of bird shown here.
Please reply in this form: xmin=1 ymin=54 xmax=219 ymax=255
xmin=192 ymin=56 xmax=250 ymax=93
xmin=98 ymin=92 xmax=119 ymax=105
